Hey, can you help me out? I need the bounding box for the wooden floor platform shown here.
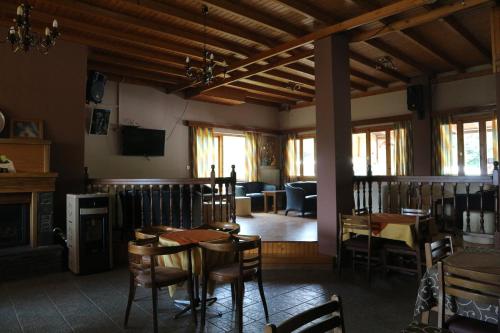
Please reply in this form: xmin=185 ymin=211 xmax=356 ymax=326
xmin=237 ymin=211 xmax=331 ymax=265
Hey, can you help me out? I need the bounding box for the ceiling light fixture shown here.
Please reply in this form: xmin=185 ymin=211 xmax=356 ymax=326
xmin=375 ymin=56 xmax=397 ymax=71
xmin=185 ymin=5 xmax=227 ymax=85
xmin=286 ymin=81 xmax=302 ymax=91
xmin=7 ymin=3 xmax=60 ymax=54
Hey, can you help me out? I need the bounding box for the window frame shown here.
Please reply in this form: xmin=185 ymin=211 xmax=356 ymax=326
xmin=213 ymin=132 xmax=246 ymax=180
xmin=445 ymin=113 xmax=495 ymax=176
xmin=352 ymin=125 xmax=393 ymax=176
xmin=294 ymin=133 xmax=317 ymax=180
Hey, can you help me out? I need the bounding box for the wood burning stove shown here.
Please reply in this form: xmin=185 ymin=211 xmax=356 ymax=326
xmin=67 ymin=194 xmax=111 ymax=274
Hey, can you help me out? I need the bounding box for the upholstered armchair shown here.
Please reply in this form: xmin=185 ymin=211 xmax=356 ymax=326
xmin=235 ymin=182 xmax=276 ymax=212
xmin=285 ymin=182 xmax=317 ymax=217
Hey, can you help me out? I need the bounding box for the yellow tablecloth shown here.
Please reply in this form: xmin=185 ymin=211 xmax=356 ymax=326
xmin=158 ymin=229 xmax=231 ymax=297
xmin=343 ymin=213 xmax=417 ymax=249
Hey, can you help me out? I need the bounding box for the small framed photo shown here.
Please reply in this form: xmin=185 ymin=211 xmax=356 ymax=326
xmin=10 ymin=119 xmax=44 ymax=139
xmin=89 ymin=108 xmax=111 ymax=135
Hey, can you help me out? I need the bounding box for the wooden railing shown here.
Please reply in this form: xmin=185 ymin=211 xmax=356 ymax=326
xmin=84 ymin=165 xmax=236 ymax=231
xmin=353 ymin=163 xmax=500 ymax=238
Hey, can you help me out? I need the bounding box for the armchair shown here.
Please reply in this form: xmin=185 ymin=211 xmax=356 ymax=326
xmin=285 ymin=182 xmax=317 ymax=217
xmin=235 ymin=182 xmax=276 ymax=212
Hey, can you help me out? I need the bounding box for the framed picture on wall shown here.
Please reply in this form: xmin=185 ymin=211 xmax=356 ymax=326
xmin=89 ymin=108 xmax=111 ymax=135
xmin=10 ymin=119 xmax=44 ymax=139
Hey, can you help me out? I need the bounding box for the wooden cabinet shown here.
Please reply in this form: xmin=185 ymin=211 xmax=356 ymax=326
xmin=0 ymin=139 xmax=50 ymax=172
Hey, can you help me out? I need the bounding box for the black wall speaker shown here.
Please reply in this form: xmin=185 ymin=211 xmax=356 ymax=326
xmin=407 ymin=84 xmax=425 ymax=120
xmin=86 ymin=71 xmax=107 ymax=104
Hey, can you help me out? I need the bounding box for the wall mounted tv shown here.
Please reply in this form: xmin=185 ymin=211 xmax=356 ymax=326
xmin=121 ymin=125 xmax=165 ymax=156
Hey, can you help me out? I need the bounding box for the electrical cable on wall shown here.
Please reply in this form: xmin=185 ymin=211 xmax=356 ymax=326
xmin=166 ymin=100 xmax=190 ymax=142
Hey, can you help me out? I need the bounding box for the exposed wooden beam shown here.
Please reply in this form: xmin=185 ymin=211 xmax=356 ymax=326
xmin=88 ymin=61 xmax=180 ymax=85
xmin=229 ymin=82 xmax=309 ymax=102
xmin=244 ymin=97 xmax=281 ymax=108
xmin=493 ymin=6 xmax=500 ymax=73
xmin=181 ymin=49 xmax=315 ymax=95
xmin=350 ymin=81 xmax=369 ymax=92
xmin=364 ymin=39 xmax=432 ymax=74
xmin=441 ymin=16 xmax=491 ymax=61
xmin=401 ymin=30 xmax=465 ymax=71
xmin=286 ymin=63 xmax=315 ymax=76
xmin=273 ymin=0 xmax=336 ymax=24
xmin=104 ymin=73 xmax=171 ymax=90
xmin=351 ymin=0 xmax=491 ymax=42
xmin=264 ymin=70 xmax=315 ymax=87
xmin=179 ymin=0 xmax=431 ymax=95
xmin=246 ymin=76 xmax=315 ymax=96
xmin=202 ymin=0 xmax=307 ymax=37
xmin=36 ymin=0 xmax=253 ymax=57
xmin=350 ymin=69 xmax=389 ymax=88
xmin=245 ymin=92 xmax=297 ymax=105
xmin=349 ymin=51 xmax=411 ymax=83
xmin=122 ymin=0 xmax=275 ymax=48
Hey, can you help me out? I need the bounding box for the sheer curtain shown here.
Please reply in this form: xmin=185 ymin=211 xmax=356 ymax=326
xmin=394 ymin=120 xmax=413 ymax=175
xmin=191 ymin=126 xmax=215 ymax=178
xmin=244 ymin=132 xmax=260 ymax=182
xmin=283 ymin=134 xmax=298 ymax=183
xmin=432 ymin=115 xmax=455 ymax=175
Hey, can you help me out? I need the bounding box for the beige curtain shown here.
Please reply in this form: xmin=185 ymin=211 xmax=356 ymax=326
xmin=394 ymin=120 xmax=413 ymax=175
xmin=191 ymin=126 xmax=215 ymax=178
xmin=284 ymin=134 xmax=298 ymax=182
xmin=432 ymin=115 xmax=455 ymax=175
xmin=244 ymin=132 xmax=260 ymax=182
xmin=492 ymin=118 xmax=498 ymax=165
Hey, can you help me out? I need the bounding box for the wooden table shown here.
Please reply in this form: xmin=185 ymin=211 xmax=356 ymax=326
xmin=262 ymin=190 xmax=285 ymax=213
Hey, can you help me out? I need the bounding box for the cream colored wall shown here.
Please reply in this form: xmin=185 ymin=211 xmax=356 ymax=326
xmin=279 ymin=74 xmax=497 ymax=129
xmin=84 ymin=82 xmax=279 ymax=179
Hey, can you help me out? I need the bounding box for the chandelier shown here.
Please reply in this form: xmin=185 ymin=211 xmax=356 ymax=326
xmin=375 ymin=56 xmax=397 ymax=71
xmin=7 ymin=3 xmax=60 ymax=54
xmin=185 ymin=5 xmax=226 ymax=85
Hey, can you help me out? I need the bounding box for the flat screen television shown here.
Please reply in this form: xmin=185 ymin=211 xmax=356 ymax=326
xmin=121 ymin=126 xmax=165 ymax=156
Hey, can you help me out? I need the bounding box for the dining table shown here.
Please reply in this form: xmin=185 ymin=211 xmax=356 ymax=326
xmin=343 ymin=213 xmax=419 ymax=248
xmin=413 ymin=247 xmax=500 ymax=324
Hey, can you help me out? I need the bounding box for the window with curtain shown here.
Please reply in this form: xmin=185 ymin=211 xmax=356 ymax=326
xmin=352 ymin=121 xmax=412 ymax=176
xmin=285 ymin=135 xmax=316 ymax=179
xmin=191 ymin=126 xmax=215 ymax=178
xmin=434 ymin=114 xmax=498 ymax=176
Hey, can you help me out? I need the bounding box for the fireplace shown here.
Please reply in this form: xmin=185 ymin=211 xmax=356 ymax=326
xmin=0 ymin=200 xmax=30 ymax=248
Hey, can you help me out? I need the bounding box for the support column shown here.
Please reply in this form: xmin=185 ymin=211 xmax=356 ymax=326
xmin=411 ymin=76 xmax=433 ymax=176
xmin=315 ymin=34 xmax=353 ymax=256
xmin=491 ymin=6 xmax=500 ymax=245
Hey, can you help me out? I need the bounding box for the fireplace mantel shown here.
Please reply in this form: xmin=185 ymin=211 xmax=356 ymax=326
xmin=0 ymin=172 xmax=57 ymax=193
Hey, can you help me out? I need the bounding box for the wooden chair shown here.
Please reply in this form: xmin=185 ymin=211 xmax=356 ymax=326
xmin=124 ymin=238 xmax=197 ymax=333
xmin=193 ymin=222 xmax=241 ymax=235
xmin=265 ymin=295 xmax=344 ymax=333
xmin=338 ymin=213 xmax=380 ymax=283
xmin=420 ymin=237 xmax=454 ymax=324
xmin=382 ymin=208 xmax=432 ymax=279
xmin=199 ymin=234 xmax=268 ymax=333
xmin=437 ymin=261 xmax=500 ymax=332
xmin=352 ymin=207 xmax=368 ymax=215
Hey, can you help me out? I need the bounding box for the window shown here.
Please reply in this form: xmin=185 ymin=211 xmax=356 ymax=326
xmin=352 ymin=127 xmax=392 ymax=176
xmin=291 ymin=136 xmax=316 ymax=178
xmin=439 ymin=116 xmax=497 ymax=176
xmin=213 ymin=134 xmax=246 ymax=180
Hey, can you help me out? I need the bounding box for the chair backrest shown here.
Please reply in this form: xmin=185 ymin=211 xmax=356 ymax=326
xmin=339 ymin=213 xmax=372 ymax=236
xmin=402 ymin=208 xmax=432 ymax=246
xmin=438 ymin=261 xmax=500 ymax=328
xmin=424 ymin=236 xmax=453 ymax=268
xmin=352 ymin=207 xmax=368 ymax=216
xmin=401 ymin=208 xmax=430 ymax=217
xmin=199 ymin=234 xmax=262 ymax=275
xmin=265 ymin=295 xmax=344 ymax=333
xmin=127 ymin=238 xmax=193 ymax=280
xmin=193 ymin=222 xmax=240 ymax=235
xmin=135 ymin=226 xmax=184 ymax=239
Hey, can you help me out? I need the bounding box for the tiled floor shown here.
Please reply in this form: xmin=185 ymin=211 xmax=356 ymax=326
xmin=0 ymin=266 xmax=417 ymax=333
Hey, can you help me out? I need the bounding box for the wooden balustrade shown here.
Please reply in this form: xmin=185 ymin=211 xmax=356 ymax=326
xmin=352 ymin=162 xmax=500 ymax=240
xmin=84 ymin=165 xmax=237 ymax=231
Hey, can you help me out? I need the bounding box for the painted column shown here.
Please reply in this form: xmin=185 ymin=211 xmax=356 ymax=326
xmin=314 ymin=34 xmax=353 ymax=256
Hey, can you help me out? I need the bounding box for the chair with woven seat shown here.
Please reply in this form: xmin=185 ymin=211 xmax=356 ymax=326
xmin=437 ymin=261 xmax=500 ymax=333
xmin=124 ymin=238 xmax=197 ymax=333
xmin=199 ymin=234 xmax=268 ymax=333
xmin=338 ymin=213 xmax=381 ymax=283
xmin=383 ymin=208 xmax=432 ymax=279
xmin=265 ymin=295 xmax=344 ymax=333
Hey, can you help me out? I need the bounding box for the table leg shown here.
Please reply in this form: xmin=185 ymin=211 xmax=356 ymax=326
xmin=273 ymin=193 xmax=277 ymax=214
xmin=264 ymin=193 xmax=268 ymax=213
xmin=173 ymin=275 xmax=221 ymax=319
